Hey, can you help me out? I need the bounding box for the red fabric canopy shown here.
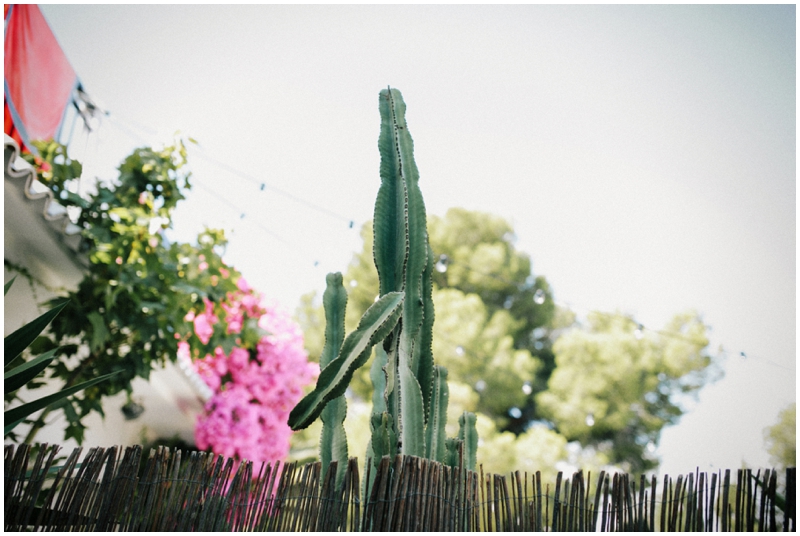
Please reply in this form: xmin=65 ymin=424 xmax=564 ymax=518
xmin=4 ymin=4 xmax=77 ymax=152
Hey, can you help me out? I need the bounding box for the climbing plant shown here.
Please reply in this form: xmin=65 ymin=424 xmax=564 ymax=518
xmin=12 ymin=139 xmax=315 ymax=449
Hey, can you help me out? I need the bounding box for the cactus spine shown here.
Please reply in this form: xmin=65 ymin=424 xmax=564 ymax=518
xmin=288 ymin=87 xmax=478 ymax=485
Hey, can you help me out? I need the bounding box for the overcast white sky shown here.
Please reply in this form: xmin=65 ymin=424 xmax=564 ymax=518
xmin=39 ymin=4 xmax=795 ymax=475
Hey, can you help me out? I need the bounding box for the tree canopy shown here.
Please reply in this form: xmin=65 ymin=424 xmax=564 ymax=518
xmin=764 ymin=403 xmax=796 ymax=470
xmin=296 ymin=207 xmax=718 ymax=474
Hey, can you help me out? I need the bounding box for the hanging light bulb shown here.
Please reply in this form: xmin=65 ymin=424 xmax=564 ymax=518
xmin=585 ymin=413 xmax=595 ymax=427
xmin=435 ymin=254 xmax=449 ymax=273
xmin=634 ymin=324 xmax=644 ymax=340
xmin=533 ymin=288 xmax=546 ymax=304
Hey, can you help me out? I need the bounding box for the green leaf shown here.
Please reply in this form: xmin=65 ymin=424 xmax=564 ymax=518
xmin=4 ymin=370 xmax=121 ymax=436
xmin=288 ymin=291 xmax=404 ymax=431
xmin=4 ymin=277 xmax=17 ymax=296
xmin=4 ymin=300 xmax=68 ymax=368
xmin=4 ymin=348 xmax=59 ymax=393
xmin=87 ymin=312 xmax=110 ymax=353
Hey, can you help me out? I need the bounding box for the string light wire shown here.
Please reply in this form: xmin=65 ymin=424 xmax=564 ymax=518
xmin=95 ymin=110 xmax=787 ymax=374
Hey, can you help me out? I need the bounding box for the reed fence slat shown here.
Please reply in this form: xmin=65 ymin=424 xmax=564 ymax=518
xmin=3 ymin=443 xmax=796 ymax=531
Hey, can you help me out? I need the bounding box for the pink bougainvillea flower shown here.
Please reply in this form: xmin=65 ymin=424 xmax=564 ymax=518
xmin=183 ymin=271 xmax=315 ymax=467
xmin=193 ymin=298 xmax=219 ymax=345
xmin=236 ymin=277 xmax=251 ymax=293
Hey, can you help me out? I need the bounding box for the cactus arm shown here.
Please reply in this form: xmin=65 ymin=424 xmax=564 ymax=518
xmin=424 ymin=366 xmax=449 ymax=463
xmin=288 ymin=291 xmax=405 ymax=431
xmin=374 ymin=88 xmax=409 ymax=297
xmin=374 ymin=87 xmax=432 ymax=458
xmin=416 ymin=242 xmax=436 ymax=420
xmin=458 ymin=412 xmax=479 ymax=471
xmin=444 ymin=438 xmax=461 ymax=468
xmin=369 ymin=411 xmax=397 ymax=462
xmin=320 ymin=398 xmax=348 ymax=488
xmin=319 ymin=273 xmax=349 ymax=488
xmin=398 ymin=359 xmax=426 ymax=457
xmin=319 ymin=273 xmax=347 ymax=369
xmin=370 ymin=345 xmax=389 ymax=414
xmin=375 ymin=87 xmax=428 ymax=361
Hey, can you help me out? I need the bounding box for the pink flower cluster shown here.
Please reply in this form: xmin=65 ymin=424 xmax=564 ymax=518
xmin=180 ymin=276 xmax=318 ymax=465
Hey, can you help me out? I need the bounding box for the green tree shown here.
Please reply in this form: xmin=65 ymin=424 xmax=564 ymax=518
xmin=764 ymin=403 xmax=796 ymax=469
xmin=537 ymin=311 xmax=716 ymax=473
xmin=297 ymin=208 xmax=718 ymax=474
xmin=12 ymin=140 xmax=242 ymax=444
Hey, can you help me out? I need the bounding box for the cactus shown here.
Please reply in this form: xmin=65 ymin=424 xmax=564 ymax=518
xmin=288 ymin=290 xmax=404 ymax=430
xmin=318 ymin=273 xmax=349 ymax=489
xmin=288 ymin=87 xmax=478 ymax=483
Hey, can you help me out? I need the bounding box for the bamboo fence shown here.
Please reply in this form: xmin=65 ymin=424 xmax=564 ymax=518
xmin=5 ymin=443 xmax=796 ymax=531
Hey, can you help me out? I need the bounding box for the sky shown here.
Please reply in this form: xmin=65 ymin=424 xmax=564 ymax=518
xmin=37 ymin=4 xmax=795 ymax=476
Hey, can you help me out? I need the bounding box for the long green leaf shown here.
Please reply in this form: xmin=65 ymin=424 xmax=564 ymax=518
xmin=288 ymin=291 xmax=404 ymax=431
xmin=4 ymin=370 xmax=121 ymax=435
xmin=4 ymin=300 xmax=68 ymax=368
xmin=4 ymin=276 xmax=17 ymax=296
xmin=4 ymin=348 xmax=59 ymax=393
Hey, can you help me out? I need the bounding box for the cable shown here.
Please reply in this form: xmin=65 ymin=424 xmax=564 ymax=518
xmin=187 ymin=144 xmax=355 ymax=228
xmin=92 ymin=108 xmax=785 ymax=375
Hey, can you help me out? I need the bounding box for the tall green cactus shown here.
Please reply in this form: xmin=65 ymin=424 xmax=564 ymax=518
xmin=288 ymin=87 xmax=477 ymax=482
xmin=318 ymin=273 xmax=349 ymax=488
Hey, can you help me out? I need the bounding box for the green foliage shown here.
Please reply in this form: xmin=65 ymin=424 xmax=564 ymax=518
xmin=536 ymin=310 xmax=715 ymax=473
xmin=4 ymin=279 xmax=119 ymax=437
xmin=14 ymin=139 xmax=242 ymax=444
xmin=764 ymin=403 xmax=795 ymax=469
